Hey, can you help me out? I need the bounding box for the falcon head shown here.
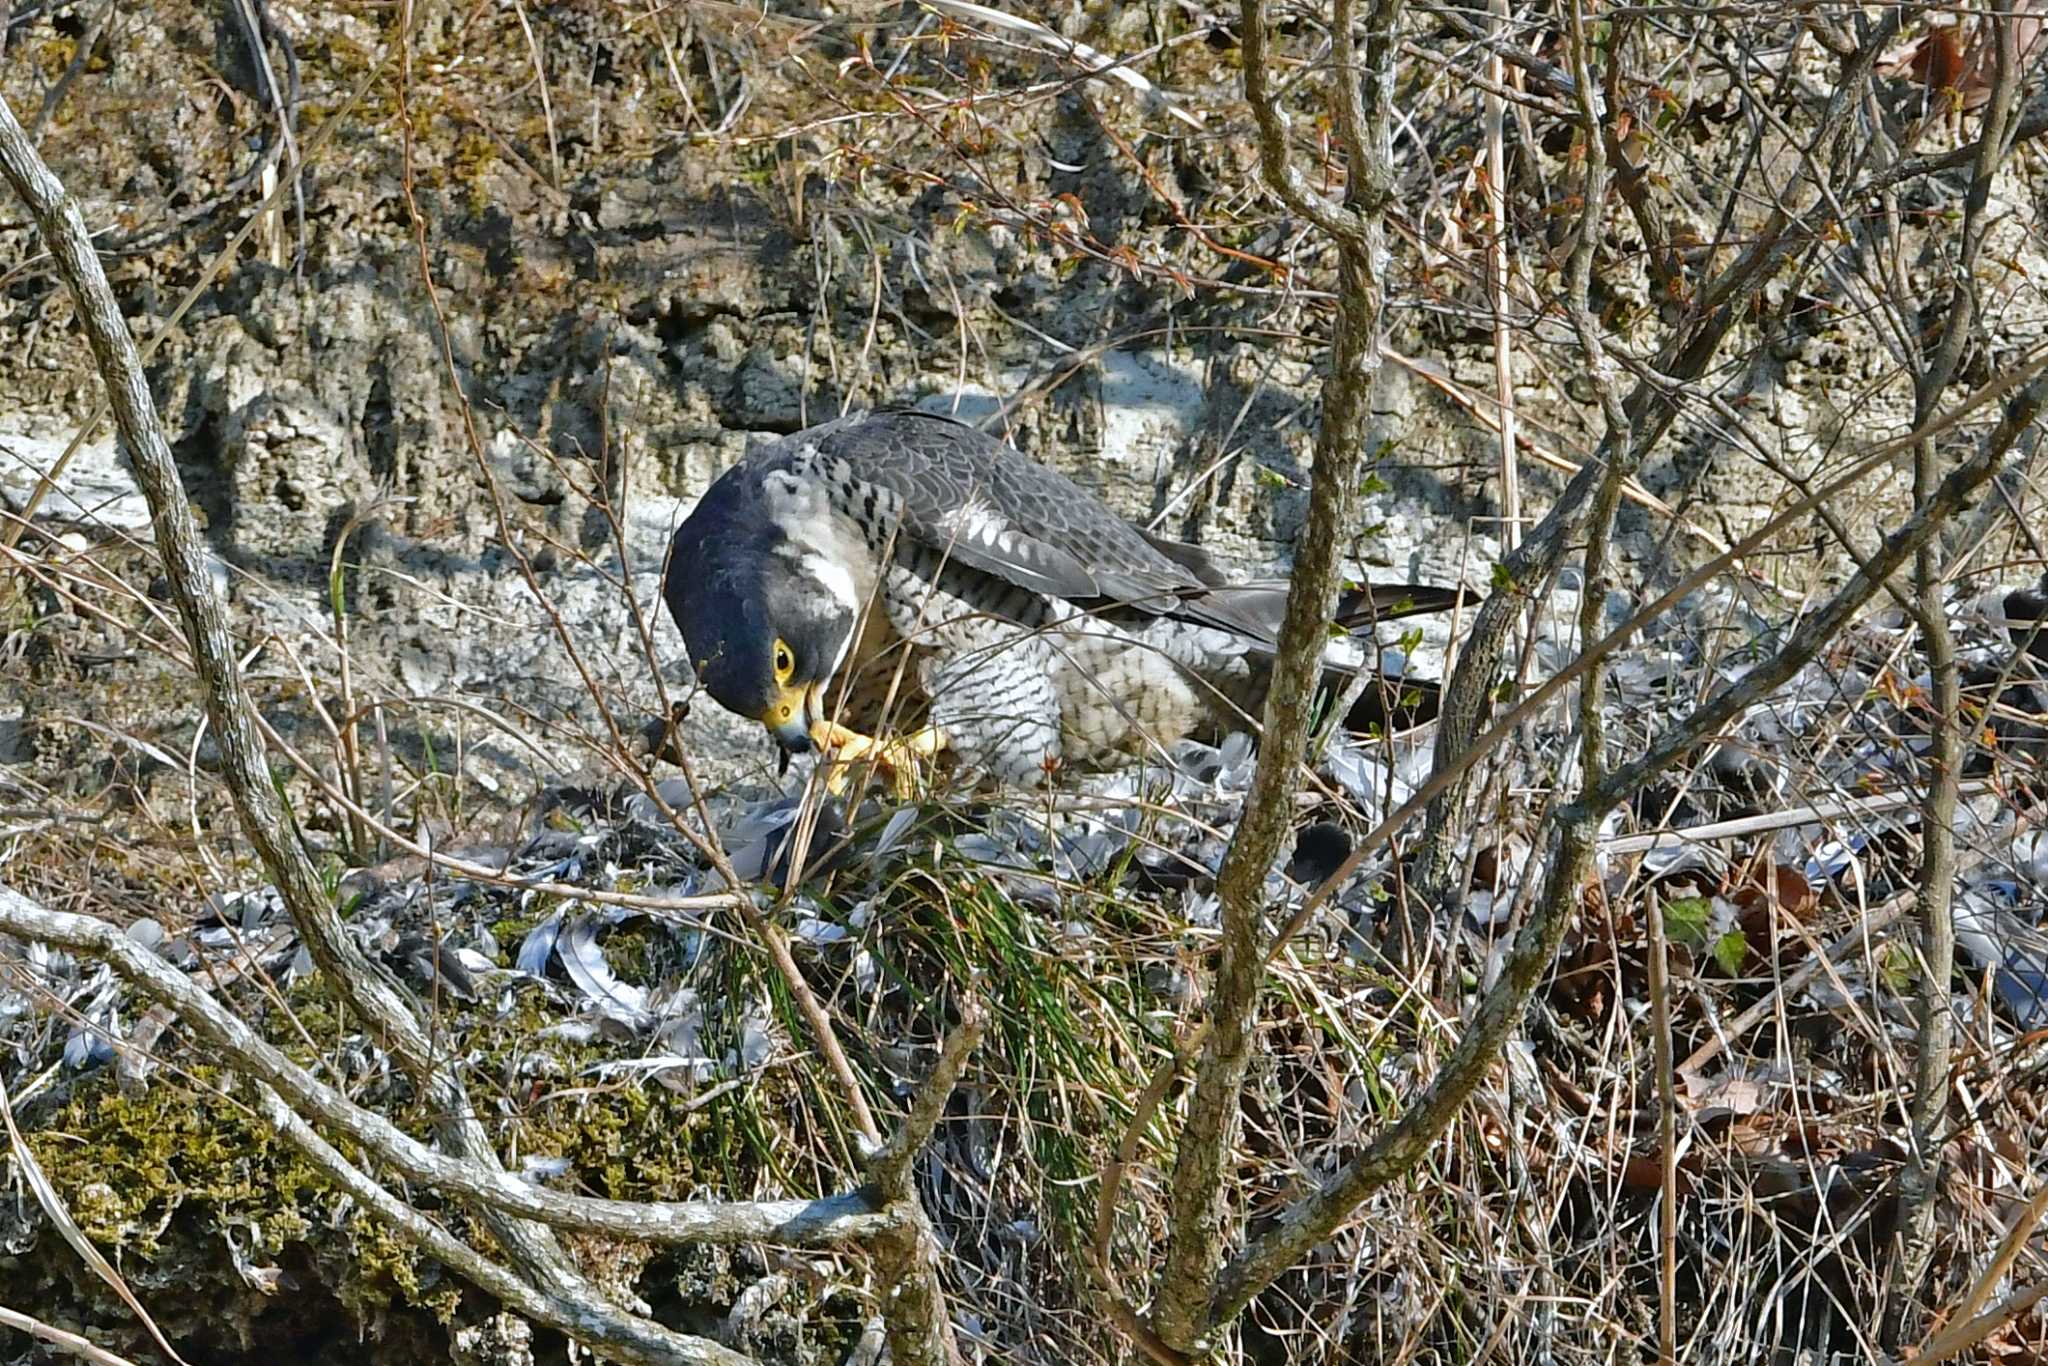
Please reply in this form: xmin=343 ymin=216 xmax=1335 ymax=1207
xmin=663 ymin=467 xmax=858 ymax=755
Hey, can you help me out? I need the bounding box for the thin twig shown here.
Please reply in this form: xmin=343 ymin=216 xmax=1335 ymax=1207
xmin=509 ymin=0 xmax=562 ymax=187
xmin=1484 ymin=0 xmax=1518 ymax=551
xmin=1928 ymin=1175 xmax=2048 ymax=1356
xmin=1914 ymin=1271 xmax=2048 ymax=1365
xmin=1675 ymin=891 xmax=1913 ymax=1077
xmin=0 ymin=1302 xmax=145 ymax=1366
xmin=1602 ymin=783 xmax=1993 ymax=856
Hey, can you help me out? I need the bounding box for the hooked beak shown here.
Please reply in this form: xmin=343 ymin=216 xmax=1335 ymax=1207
xmin=760 ymin=682 xmax=820 ymax=758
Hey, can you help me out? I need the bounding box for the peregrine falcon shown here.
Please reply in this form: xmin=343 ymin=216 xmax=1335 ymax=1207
xmin=662 ymin=409 xmax=1462 ymax=787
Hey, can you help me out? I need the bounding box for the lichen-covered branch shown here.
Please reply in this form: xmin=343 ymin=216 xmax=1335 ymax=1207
xmin=0 ymin=74 xmax=657 ymax=1330
xmin=1237 ymin=0 xmax=1360 ymax=240
xmin=0 ymin=99 xmax=419 ymax=1053
xmin=868 ymin=1003 xmax=984 ymax=1195
xmin=0 ymin=883 xmax=903 ymax=1252
xmin=866 ymin=1004 xmax=983 ymax=1366
xmin=1148 ymin=1 xmax=1404 ymax=1350
xmin=251 ymin=1091 xmax=757 ymax=1366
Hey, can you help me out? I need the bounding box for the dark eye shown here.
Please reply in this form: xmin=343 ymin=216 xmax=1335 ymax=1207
xmin=774 ymin=642 xmax=794 ymax=675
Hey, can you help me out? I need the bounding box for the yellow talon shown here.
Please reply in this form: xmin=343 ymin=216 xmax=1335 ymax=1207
xmin=810 ymin=722 xmax=946 ymax=798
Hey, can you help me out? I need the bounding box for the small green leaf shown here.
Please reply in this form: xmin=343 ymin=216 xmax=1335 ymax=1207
xmin=1880 ymin=940 xmax=1917 ymax=992
xmin=1712 ymin=929 xmax=1748 ymax=976
xmin=1491 ymin=562 xmax=1516 ymax=590
xmin=1662 ymin=895 xmax=1713 ymax=948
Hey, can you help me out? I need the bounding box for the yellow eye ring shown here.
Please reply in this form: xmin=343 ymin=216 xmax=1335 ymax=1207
xmin=772 ymin=640 xmax=795 ymax=681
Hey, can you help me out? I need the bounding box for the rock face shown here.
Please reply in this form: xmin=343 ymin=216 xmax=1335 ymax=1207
xmin=0 ymin=3 xmax=1519 ymax=805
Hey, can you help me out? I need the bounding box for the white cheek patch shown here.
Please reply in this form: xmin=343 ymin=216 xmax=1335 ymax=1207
xmin=802 ymin=553 xmax=859 ymax=614
xmin=794 ymin=551 xmax=862 ymax=690
xmin=821 ymin=619 xmax=855 ymax=688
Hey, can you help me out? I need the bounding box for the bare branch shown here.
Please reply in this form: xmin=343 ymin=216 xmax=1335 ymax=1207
xmin=1414 ymin=9 xmax=1907 ymax=896
xmin=1211 ymin=363 xmax=2048 ymax=1325
xmin=1238 ymin=0 xmax=1362 ymax=240
xmin=0 ymin=1302 xmax=146 ymax=1366
xmin=868 ymin=1001 xmax=985 ymax=1197
xmin=1148 ymin=1 xmax=1406 ymax=1349
xmin=1251 ymin=329 xmax=2048 ymax=983
xmin=1892 ymin=11 xmax=2027 ymax=1337
xmin=1555 ymin=11 xmax=1668 ymax=1352
xmin=1481 ymin=0 xmax=1519 ymax=552
xmin=1329 ymin=0 xmax=1370 ymax=181
xmin=0 ymin=27 xmax=397 ymax=552
xmin=1916 ymin=1272 xmax=2048 ymax=1366
xmin=860 ymin=1001 xmax=983 ymax=1366
xmin=1857 ymin=104 xmax=2048 ymax=202
xmin=0 ymin=66 xmax=629 ymax=1319
xmin=1589 ymin=371 xmax=2046 ymax=807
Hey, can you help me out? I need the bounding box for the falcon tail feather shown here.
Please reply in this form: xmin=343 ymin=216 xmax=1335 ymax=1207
xmin=1333 ymin=582 xmax=1470 ymax=629
xmin=1335 ymin=672 xmax=1443 ymax=735
xmin=1170 ymin=580 xmax=1469 ymax=644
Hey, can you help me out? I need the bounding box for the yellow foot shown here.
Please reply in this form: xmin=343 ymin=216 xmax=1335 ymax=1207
xmin=810 ymin=722 xmax=947 ymax=799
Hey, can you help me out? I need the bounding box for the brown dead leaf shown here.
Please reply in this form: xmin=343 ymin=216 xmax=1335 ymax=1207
xmin=1617 ymin=1152 xmax=1697 ymax=1199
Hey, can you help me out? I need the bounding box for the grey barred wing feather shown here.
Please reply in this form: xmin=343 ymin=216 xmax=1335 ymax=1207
xmin=812 ymin=410 xmax=1205 ymax=612
xmin=804 ymin=409 xmax=1469 ymax=643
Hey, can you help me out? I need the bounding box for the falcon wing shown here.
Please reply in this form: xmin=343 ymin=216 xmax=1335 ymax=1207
xmin=811 ymin=410 xmax=1204 ymax=612
xmin=806 ymin=410 xmax=1470 ymax=640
